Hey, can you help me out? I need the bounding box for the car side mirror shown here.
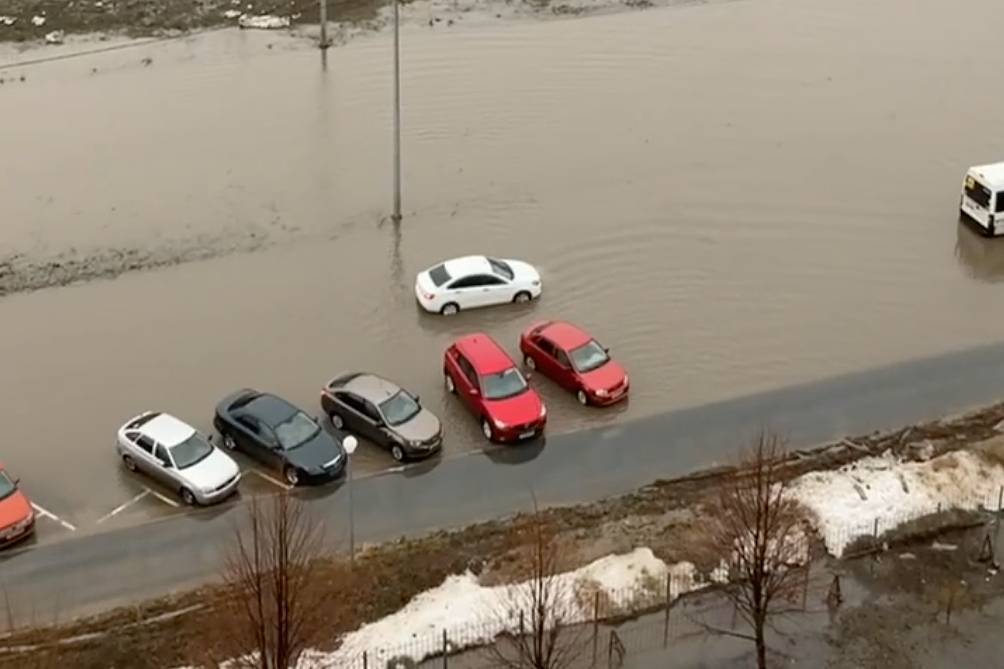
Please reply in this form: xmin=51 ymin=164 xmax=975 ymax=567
xmin=160 ymin=461 xmax=173 ymax=469
xmin=413 ymin=394 xmax=421 ymax=403
xmin=525 ymin=372 xmax=533 ymax=380
xmin=604 ymin=347 xmax=610 ymax=354
xmin=469 ymin=388 xmax=479 ymax=396
xmin=12 ymin=478 xmax=20 ymax=486
xmin=208 ymin=434 xmax=215 ymax=443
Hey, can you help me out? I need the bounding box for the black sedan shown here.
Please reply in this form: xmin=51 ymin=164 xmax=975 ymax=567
xmin=214 ymin=388 xmax=346 ymax=486
xmin=321 ymin=372 xmax=443 ymax=462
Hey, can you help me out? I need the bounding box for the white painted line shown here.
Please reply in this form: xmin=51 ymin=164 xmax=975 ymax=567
xmin=95 ymin=491 xmax=149 ymax=524
xmin=248 ymin=469 xmax=292 ymax=491
xmin=31 ymin=502 xmax=77 ymax=531
xmin=143 ymin=487 xmax=180 ymax=508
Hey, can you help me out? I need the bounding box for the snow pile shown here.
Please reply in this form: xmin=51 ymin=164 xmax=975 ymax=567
xmin=788 ymin=450 xmax=1004 ymax=557
xmin=44 ymin=30 xmax=64 ymax=44
xmin=0 ymin=16 xmax=18 ymax=26
xmin=299 ymin=548 xmax=696 ymax=668
xmin=223 ymin=9 xmax=242 ymax=18
xmin=31 ymin=15 xmax=46 ymax=26
xmin=238 ymin=14 xmax=291 ymax=29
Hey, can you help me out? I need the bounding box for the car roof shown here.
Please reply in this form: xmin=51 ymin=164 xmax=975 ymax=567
xmin=243 ymin=394 xmax=298 ymax=426
xmin=970 ymin=163 xmax=1004 ymax=189
xmin=342 ymin=373 xmax=402 ymax=403
xmin=540 ymin=321 xmax=592 ymax=350
xmin=138 ymin=413 xmax=195 ymax=447
xmin=455 ymin=333 xmax=515 ymax=375
xmin=443 ymin=255 xmax=492 ymax=278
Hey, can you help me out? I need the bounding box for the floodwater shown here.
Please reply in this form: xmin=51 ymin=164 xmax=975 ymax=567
xmin=2 ymin=0 xmax=1004 ymax=535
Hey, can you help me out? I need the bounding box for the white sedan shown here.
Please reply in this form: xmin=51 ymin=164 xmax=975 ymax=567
xmin=415 ymin=256 xmax=542 ymax=315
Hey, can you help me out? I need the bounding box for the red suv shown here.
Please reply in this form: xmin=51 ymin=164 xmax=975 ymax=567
xmin=444 ymin=333 xmax=547 ymax=442
xmin=519 ymin=321 xmax=629 ymax=406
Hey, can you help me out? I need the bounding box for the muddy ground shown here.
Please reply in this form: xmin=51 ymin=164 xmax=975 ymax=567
xmin=2 ymin=402 xmax=1003 ymax=668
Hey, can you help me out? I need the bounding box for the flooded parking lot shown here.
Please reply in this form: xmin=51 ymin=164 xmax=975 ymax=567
xmin=3 ymin=0 xmax=1004 ymax=541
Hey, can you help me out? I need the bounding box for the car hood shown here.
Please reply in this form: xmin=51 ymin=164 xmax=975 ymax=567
xmin=287 ymin=431 xmax=345 ymax=471
xmin=506 ymin=259 xmax=540 ymax=284
xmin=484 ymin=389 xmax=544 ymax=425
xmin=180 ymin=448 xmax=240 ymax=491
xmin=580 ymin=360 xmax=627 ymax=392
xmin=0 ymin=490 xmax=32 ymax=529
xmin=392 ymin=408 xmax=442 ymax=442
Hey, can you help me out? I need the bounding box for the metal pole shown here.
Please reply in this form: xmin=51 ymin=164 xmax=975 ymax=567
xmin=319 ymin=0 xmax=329 ymax=49
xmin=442 ymin=629 xmax=448 ymax=669
xmin=391 ymin=0 xmax=402 ymax=222
xmin=663 ymin=574 xmax=671 ymax=647
xmin=348 ymin=454 xmax=355 ymax=566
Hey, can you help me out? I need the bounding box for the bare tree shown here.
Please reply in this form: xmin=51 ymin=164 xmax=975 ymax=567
xmin=490 ymin=509 xmax=586 ymax=669
xmin=218 ymin=492 xmax=331 ymax=669
xmin=695 ymin=432 xmax=806 ymax=669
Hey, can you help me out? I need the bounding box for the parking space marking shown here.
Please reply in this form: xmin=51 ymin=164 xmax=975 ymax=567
xmin=30 ymin=502 xmax=77 ymax=531
xmin=246 ymin=469 xmax=292 ymax=491
xmin=144 ymin=487 xmax=180 ymax=508
xmin=96 ymin=491 xmax=150 ymax=524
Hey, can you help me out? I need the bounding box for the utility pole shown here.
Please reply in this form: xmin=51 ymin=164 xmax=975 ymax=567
xmin=319 ymin=0 xmax=330 ymax=49
xmin=391 ymin=0 xmax=402 ymax=222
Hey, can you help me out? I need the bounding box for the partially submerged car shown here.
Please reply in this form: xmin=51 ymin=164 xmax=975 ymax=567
xmin=321 ymin=372 xmax=443 ymax=462
xmin=0 ymin=467 xmax=34 ymax=548
xmin=117 ymin=411 xmax=241 ymax=505
xmin=415 ymin=255 xmax=542 ymax=315
xmin=215 ymin=389 xmax=346 ymax=486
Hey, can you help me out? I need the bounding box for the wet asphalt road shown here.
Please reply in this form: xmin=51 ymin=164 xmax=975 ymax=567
xmin=4 ymin=339 xmax=1004 ymax=622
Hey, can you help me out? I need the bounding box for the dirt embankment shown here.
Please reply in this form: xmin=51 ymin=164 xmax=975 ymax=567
xmin=0 ymin=0 xmax=380 ymax=44
xmin=4 ymin=402 xmax=1004 ymax=668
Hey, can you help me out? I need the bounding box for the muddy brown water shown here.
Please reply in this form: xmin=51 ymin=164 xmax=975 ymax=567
xmin=2 ymin=0 xmax=1004 ymax=536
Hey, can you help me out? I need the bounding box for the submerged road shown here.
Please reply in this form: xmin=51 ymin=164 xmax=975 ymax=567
xmin=4 ymin=339 xmax=1004 ymax=622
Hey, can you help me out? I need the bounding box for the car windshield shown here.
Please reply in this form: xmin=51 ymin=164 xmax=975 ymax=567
xmin=569 ymin=340 xmax=610 ymax=373
xmin=170 ymin=434 xmax=214 ymax=469
xmin=482 ymin=368 xmax=528 ymax=400
xmin=487 ymin=258 xmax=514 ymax=280
xmin=274 ymin=412 xmax=320 ymax=450
xmin=0 ymin=472 xmax=16 ymax=502
xmin=428 ymin=264 xmax=451 ymax=287
xmin=379 ymin=391 xmax=422 ymax=427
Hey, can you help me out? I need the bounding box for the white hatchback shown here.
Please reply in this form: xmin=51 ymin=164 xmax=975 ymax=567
xmin=415 ymin=256 xmax=542 ymax=315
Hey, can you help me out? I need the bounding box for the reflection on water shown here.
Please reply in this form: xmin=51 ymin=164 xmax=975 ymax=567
xmin=955 ymin=220 xmax=1004 ymax=283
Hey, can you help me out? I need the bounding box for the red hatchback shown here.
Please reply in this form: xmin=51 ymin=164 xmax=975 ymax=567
xmin=0 ymin=466 xmax=34 ymax=548
xmin=444 ymin=333 xmax=547 ymax=442
xmin=519 ymin=321 xmax=629 ymax=406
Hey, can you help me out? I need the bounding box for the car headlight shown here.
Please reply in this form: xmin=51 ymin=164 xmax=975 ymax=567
xmin=539 ymin=404 xmax=547 ymax=418
xmin=493 ymin=418 xmax=508 ymax=429
xmin=595 ymin=388 xmax=609 ymax=398
xmin=623 ymin=374 xmax=629 ymax=385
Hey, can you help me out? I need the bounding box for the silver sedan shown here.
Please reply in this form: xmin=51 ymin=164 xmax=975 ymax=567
xmin=116 ymin=411 xmax=241 ymax=506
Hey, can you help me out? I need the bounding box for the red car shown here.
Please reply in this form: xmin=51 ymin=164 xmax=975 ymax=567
xmin=0 ymin=466 xmax=34 ymax=548
xmin=519 ymin=321 xmax=629 ymax=406
xmin=444 ymin=333 xmax=547 ymax=442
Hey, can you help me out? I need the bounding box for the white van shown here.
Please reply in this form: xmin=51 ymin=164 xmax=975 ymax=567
xmin=960 ymin=163 xmax=1004 ymax=236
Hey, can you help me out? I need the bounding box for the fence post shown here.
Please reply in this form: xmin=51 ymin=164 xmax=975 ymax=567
xmin=363 ymin=651 xmax=367 ymax=669
xmin=997 ymin=485 xmax=1003 ymax=514
xmin=442 ymin=629 xmax=448 ymax=669
xmin=592 ymin=591 xmax=600 ymax=667
xmin=663 ymin=573 xmax=671 ymax=648
xmin=519 ymin=609 xmax=525 ymax=636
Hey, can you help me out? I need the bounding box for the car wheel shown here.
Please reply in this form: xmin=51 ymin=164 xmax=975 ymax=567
xmin=180 ymin=488 xmax=197 ymax=506
xmin=391 ymin=445 xmax=405 ymax=462
xmin=441 ymin=302 xmax=460 ymax=316
xmin=513 ymin=291 xmax=531 ymax=303
xmin=122 ymin=455 xmax=137 ymax=472
xmin=481 ymin=418 xmax=494 ymax=441
xmin=330 ymin=412 xmax=345 ymax=429
xmin=222 ymin=433 xmax=237 ymax=451
xmin=445 ymin=373 xmax=456 ymax=394
xmin=284 ymin=467 xmax=300 ymax=486
xmin=524 ymin=355 xmax=536 ymax=371
xmin=577 ymin=390 xmax=589 ymax=406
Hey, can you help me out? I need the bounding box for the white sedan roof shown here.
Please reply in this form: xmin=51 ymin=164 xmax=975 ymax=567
xmin=140 ymin=413 xmax=196 ymax=447
xmin=443 ymin=255 xmax=493 ymax=278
